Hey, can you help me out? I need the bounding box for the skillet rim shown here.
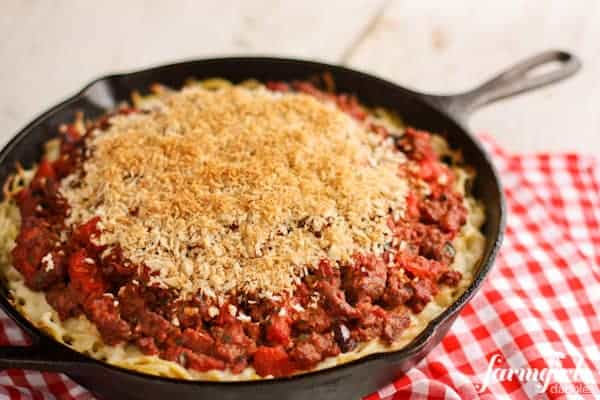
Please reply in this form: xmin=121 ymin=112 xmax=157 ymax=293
xmin=0 ymin=56 xmax=506 ymax=387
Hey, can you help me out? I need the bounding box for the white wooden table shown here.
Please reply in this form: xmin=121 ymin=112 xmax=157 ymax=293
xmin=1 ymin=0 xmax=599 ymax=154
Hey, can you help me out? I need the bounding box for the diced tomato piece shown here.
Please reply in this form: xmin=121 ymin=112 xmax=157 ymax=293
xmin=73 ymin=217 xmax=101 ymax=244
xmin=68 ymin=249 xmax=106 ymax=299
xmin=34 ymin=159 xmax=56 ymax=181
xmin=405 ymin=193 xmax=420 ymax=220
xmin=292 ymin=81 xmax=321 ymax=95
xmin=266 ymin=81 xmax=290 ymax=92
xmin=266 ymin=315 xmax=291 ymax=347
xmin=64 ymin=124 xmax=81 ymax=142
xmin=336 ymin=94 xmax=367 ymax=121
xmin=400 ymin=255 xmax=441 ymax=279
xmin=291 ymin=81 xmax=333 ymax=101
xmin=59 ymin=124 xmax=83 ymax=155
xmin=118 ymin=107 xmax=138 ymax=115
xmin=419 ymin=159 xmax=444 ymax=181
xmin=52 ymin=155 xmax=75 ymax=179
xmin=418 ymin=160 xmax=433 ymax=180
xmin=30 ymin=158 xmax=58 ymax=191
xmin=252 ymin=346 xmax=293 ymax=377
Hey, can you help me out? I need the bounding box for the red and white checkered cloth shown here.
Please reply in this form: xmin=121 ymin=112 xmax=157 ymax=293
xmin=1 ymin=135 xmax=599 ymax=400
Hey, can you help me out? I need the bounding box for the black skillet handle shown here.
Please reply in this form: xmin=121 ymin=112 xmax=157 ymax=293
xmin=0 ymin=339 xmax=88 ymax=373
xmin=423 ymin=50 xmax=581 ymax=121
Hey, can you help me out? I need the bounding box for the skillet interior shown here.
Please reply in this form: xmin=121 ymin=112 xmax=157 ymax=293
xmin=0 ymin=57 xmax=504 ymax=400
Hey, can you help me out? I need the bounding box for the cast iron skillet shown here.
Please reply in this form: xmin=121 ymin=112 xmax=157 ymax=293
xmin=0 ymin=50 xmax=580 ymax=400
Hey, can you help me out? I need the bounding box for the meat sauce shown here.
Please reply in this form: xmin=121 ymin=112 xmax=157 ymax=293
xmin=10 ymin=82 xmax=467 ymax=377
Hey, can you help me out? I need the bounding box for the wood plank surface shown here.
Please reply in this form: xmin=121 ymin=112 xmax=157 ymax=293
xmin=1 ymin=0 xmax=598 ymax=154
xmin=347 ymin=0 xmax=600 ymax=154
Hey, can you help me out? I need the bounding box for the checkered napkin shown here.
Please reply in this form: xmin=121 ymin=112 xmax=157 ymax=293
xmin=1 ymin=136 xmax=599 ymax=400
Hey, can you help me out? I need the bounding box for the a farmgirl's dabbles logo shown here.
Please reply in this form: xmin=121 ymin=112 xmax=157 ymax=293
xmin=476 ymin=352 xmax=597 ymax=396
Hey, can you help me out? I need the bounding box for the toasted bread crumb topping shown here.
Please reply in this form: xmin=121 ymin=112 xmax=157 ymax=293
xmin=60 ymin=86 xmax=408 ymax=299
